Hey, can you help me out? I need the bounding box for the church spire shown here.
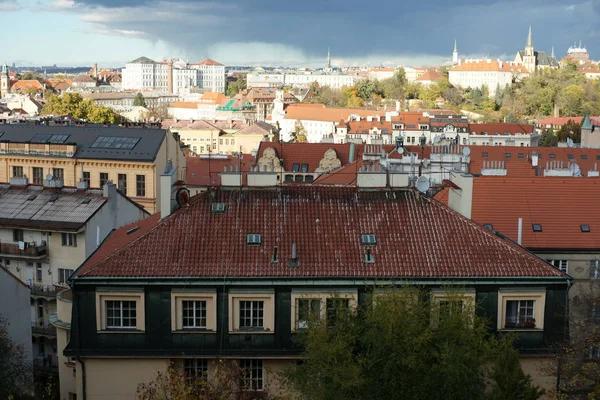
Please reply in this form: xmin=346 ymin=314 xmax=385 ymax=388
xmin=453 ymin=39 xmax=457 ymax=52
xmin=326 ymin=47 xmax=331 ymax=69
xmin=551 ymin=46 xmax=555 ymax=59
xmin=452 ymin=39 xmax=458 ymax=64
xmin=526 ymin=25 xmax=533 ymax=48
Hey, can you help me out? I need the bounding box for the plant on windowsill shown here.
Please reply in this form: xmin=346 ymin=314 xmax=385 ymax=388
xmin=523 ymin=318 xmax=536 ymax=329
xmin=504 ymin=321 xmax=516 ymax=329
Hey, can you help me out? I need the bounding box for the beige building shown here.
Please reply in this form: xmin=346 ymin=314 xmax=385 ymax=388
xmin=449 ymin=59 xmax=528 ymax=96
xmin=0 ymin=121 xmax=185 ymax=214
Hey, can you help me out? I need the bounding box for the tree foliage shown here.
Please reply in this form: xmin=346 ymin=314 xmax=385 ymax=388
xmin=137 ymin=359 xmax=280 ymax=400
xmin=226 ymin=76 xmax=247 ymax=97
xmin=133 ymin=93 xmax=147 ymax=108
xmin=282 ymin=287 xmax=537 ymax=400
xmin=41 ymin=93 xmax=121 ymax=124
xmin=0 ymin=315 xmax=33 ymax=400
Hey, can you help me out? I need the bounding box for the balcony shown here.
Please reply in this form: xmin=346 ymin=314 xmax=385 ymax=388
xmin=31 ymin=321 xmax=56 ymax=338
xmin=30 ymin=284 xmax=59 ymax=299
xmin=0 ymin=241 xmax=47 ymax=260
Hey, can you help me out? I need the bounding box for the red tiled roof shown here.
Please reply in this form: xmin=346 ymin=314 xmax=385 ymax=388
xmin=169 ymin=101 xmax=200 ymax=109
xmin=347 ymin=119 xmax=392 ymax=134
xmin=416 ymin=70 xmax=442 ymax=81
xmin=391 ymin=112 xmax=430 ymax=127
xmin=468 ymin=147 xmax=600 ymax=177
xmin=469 ymin=123 xmax=534 ymax=135
xmin=470 ymin=177 xmax=600 ymax=250
xmin=76 ymin=186 xmax=566 ymax=279
xmin=535 ymin=116 xmax=600 ymax=126
xmin=10 ymin=80 xmax=44 ymax=91
xmin=285 ymin=105 xmax=385 ymax=122
xmin=256 ymin=142 xmax=354 ymax=172
xmin=193 ymin=59 xmax=224 ymax=66
xmin=451 ymin=60 xmax=528 ymax=73
xmin=186 ymin=154 xmax=254 ymax=186
xmin=313 ymin=160 xmax=362 ymax=185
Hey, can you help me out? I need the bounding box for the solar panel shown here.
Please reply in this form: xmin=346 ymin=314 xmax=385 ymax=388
xmin=31 ymin=133 xmax=71 ymax=144
xmin=90 ymin=136 xmax=141 ymax=150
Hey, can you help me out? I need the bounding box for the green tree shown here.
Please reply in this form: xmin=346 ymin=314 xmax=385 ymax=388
xmin=226 ymin=76 xmax=246 ymax=97
xmin=380 ymin=68 xmax=407 ymax=100
xmin=538 ymin=129 xmax=558 ymax=147
xmin=488 ymin=340 xmax=545 ymax=400
xmin=0 ymin=315 xmax=33 ymax=400
xmin=133 ymin=93 xmax=147 ymax=107
xmin=41 ymin=93 xmax=121 ymax=124
xmin=356 ymin=78 xmax=383 ymax=101
xmin=20 ymin=72 xmax=45 ymax=84
xmin=556 ymin=119 xmax=582 ymax=143
xmin=558 ymin=85 xmax=586 ymax=116
xmin=504 ymin=112 xmax=518 ymax=123
xmin=283 ymin=287 xmax=498 ymax=400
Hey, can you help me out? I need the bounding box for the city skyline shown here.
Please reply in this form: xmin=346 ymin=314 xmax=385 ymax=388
xmin=3 ymin=0 xmax=600 ymax=67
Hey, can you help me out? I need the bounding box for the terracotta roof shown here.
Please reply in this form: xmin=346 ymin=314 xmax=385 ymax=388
xmin=75 ymin=186 xmax=566 ymax=279
xmin=10 ymin=80 xmax=44 ymax=91
xmin=200 ymin=92 xmax=228 ymax=104
xmin=169 ymin=101 xmax=200 ymax=109
xmin=234 ymin=122 xmax=274 ymax=135
xmin=72 ymin=74 xmax=96 ymax=83
xmin=416 ymin=70 xmax=442 ymax=81
xmin=163 ymin=119 xmax=220 ymax=131
xmin=82 ymin=213 xmax=162 ymax=270
xmin=256 ymin=142 xmax=353 ymax=172
xmin=285 ymin=104 xmax=385 ymax=122
xmin=468 ymin=147 xmax=600 ymax=177
xmin=186 ymin=154 xmax=254 ymax=186
xmin=451 ymin=60 xmax=528 ymax=73
xmin=371 ymin=68 xmax=395 ymax=72
xmin=211 ymin=120 xmax=248 ymax=130
xmin=581 ymin=68 xmax=600 ymax=74
xmin=535 ymin=116 xmax=600 ymax=126
xmin=391 ymin=112 xmax=430 ymax=127
xmin=347 ymin=119 xmax=393 ymax=134
xmin=469 ymin=123 xmax=534 ymax=135
xmin=193 ymin=59 xmax=224 ymax=66
xmin=432 ymin=186 xmax=449 ymax=204
xmin=313 ymin=160 xmax=362 ymax=185
xmin=470 ymin=177 xmax=600 ymax=250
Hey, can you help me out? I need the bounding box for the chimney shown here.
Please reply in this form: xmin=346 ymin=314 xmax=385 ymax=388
xmin=93 ymin=63 xmax=98 ymax=79
xmin=160 ymin=159 xmax=177 ymax=219
xmin=517 ymin=218 xmax=523 ymax=245
xmin=43 ymin=174 xmax=64 ymax=189
xmin=10 ymin=175 xmax=29 ymax=187
xmin=288 ymin=243 xmax=299 ymax=267
xmin=77 ymin=179 xmax=89 ymax=190
xmin=102 ymin=179 xmax=117 ymax=199
xmin=167 ymin=61 xmax=174 ymax=94
xmin=447 ymin=173 xmax=473 ymax=219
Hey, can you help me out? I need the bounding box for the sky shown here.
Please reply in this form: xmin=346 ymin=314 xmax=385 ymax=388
xmin=4 ymin=0 xmax=600 ymax=68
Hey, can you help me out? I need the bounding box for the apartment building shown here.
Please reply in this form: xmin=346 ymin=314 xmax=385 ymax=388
xmin=122 ymin=56 xmax=226 ymax=94
xmin=79 ymin=90 xmax=178 ymax=108
xmin=449 ymin=59 xmax=528 ymax=95
xmin=247 ymin=70 xmax=359 ymax=89
xmin=63 ymin=183 xmax=569 ymax=399
xmin=0 ymin=122 xmax=185 ymax=214
xmin=468 ymin=123 xmax=538 ymax=147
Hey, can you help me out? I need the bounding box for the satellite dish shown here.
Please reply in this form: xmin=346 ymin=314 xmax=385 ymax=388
xmin=176 ymin=188 xmax=190 ymax=206
xmin=397 ymin=147 xmax=405 ymax=155
xmin=567 ymin=138 xmax=574 ymax=148
xmin=570 ymin=163 xmax=581 ymax=175
xmin=462 ymin=147 xmax=471 ymax=156
xmin=416 ymin=176 xmax=430 ymax=193
xmin=46 ymin=174 xmax=53 ymax=181
xmin=433 ymin=136 xmax=441 ymax=144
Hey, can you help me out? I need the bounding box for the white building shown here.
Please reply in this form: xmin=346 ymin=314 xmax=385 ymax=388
xmin=368 ymin=68 xmax=396 ymax=80
xmin=247 ymin=71 xmax=359 ymax=89
xmin=468 ymin=123 xmax=538 ymax=147
xmin=122 ymin=56 xmax=226 ymax=94
xmin=449 ymin=59 xmax=528 ymax=96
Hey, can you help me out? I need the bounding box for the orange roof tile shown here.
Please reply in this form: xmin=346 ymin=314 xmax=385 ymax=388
xmin=193 ymin=59 xmax=224 ymax=66
xmin=200 ymin=92 xmax=228 ymax=104
xmin=186 ymin=154 xmax=254 ymax=186
xmin=285 ymin=105 xmax=385 ymax=122
xmin=416 ymin=70 xmax=442 ymax=81
xmin=169 ymin=101 xmax=200 ymax=109
xmin=451 ymin=60 xmax=528 ymax=73
xmin=535 ymin=116 xmax=600 ymax=126
xmin=313 ymin=160 xmax=362 ymax=185
xmin=10 ymin=80 xmax=44 ymax=90
xmin=469 ymin=123 xmax=533 ymax=135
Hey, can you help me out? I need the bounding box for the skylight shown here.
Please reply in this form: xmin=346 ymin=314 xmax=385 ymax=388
xmin=581 ymin=225 xmax=591 ymax=232
xmin=482 ymin=152 xmax=488 ymax=158
xmin=518 ymin=153 xmax=524 ymax=158
xmin=31 ymin=133 xmax=70 ymax=144
xmin=292 ymin=163 xmax=300 ymax=172
xmin=549 ymin=154 xmax=555 ymax=159
xmin=90 ymin=136 xmax=141 ymax=150
xmin=361 ymin=234 xmax=376 ymax=246
xmin=301 ymin=164 xmax=309 ymax=173
xmin=247 ymin=234 xmax=262 ymax=246
xmin=211 ymin=203 xmax=226 ymax=214
xmin=532 ymin=224 xmax=542 ymax=232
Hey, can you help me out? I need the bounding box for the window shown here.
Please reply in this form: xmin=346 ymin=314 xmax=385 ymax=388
xmin=246 ymin=234 xmax=262 ymax=246
xmin=327 ymin=298 xmax=350 ymax=327
xmin=33 ymin=167 xmax=44 ymax=185
xmin=136 ymin=175 xmax=146 ymax=197
xmin=182 ymin=300 xmax=207 ymax=329
xmin=105 ymin=300 xmax=137 ymax=329
xmin=532 ymin=224 xmax=542 ymax=232
xmin=184 ymin=359 xmax=208 ymax=381
xmin=549 ymin=154 xmax=555 ymax=159
xmin=90 ymin=136 xmax=141 ymax=150
xmin=482 ymin=152 xmax=488 ymax=157
xmin=301 ymin=163 xmax=309 ymax=173
xmin=117 ymin=174 xmax=127 ymax=194
xmin=296 ymin=298 xmax=321 ymax=329
xmin=171 ymin=292 xmax=217 ymax=332
xmin=581 ymin=154 xmax=588 ymax=160
xmin=581 ymin=225 xmax=591 ymax=232
xmin=360 ymin=234 xmax=376 ymax=246
xmin=240 ymin=359 xmax=263 ymax=391
xmin=13 ymin=229 xmax=23 ymax=242
xmin=284 ymin=174 xmax=293 ymax=182
xmin=36 ymin=263 xmax=42 ymax=282
xmin=518 ymin=153 xmax=524 ymax=158
xmin=83 ymin=172 xmax=90 ymax=186
xmin=62 ymin=233 xmax=77 ymax=247
xmin=31 ymin=133 xmax=70 ymax=144
xmin=498 ymin=290 xmax=545 ymax=330
xmin=239 ymin=301 xmax=264 ymax=330
xmin=292 ymin=163 xmax=300 ymax=172
xmin=591 ymin=260 xmax=600 ymax=280
xmin=58 ymin=268 xmax=74 ymax=284
xmin=548 ymin=259 xmax=568 ymax=274
xmin=53 ymin=168 xmax=64 ymax=180
xmin=504 ymin=153 xmax=511 ymax=158
xmin=211 ymin=203 xmax=226 ymax=213
xmin=431 ymin=290 xmax=476 ymax=327
xmin=12 ymin=166 xmax=23 ymax=177
xmin=99 ymin=173 xmax=109 ymax=187
xmin=229 ymin=292 xmax=274 ymax=333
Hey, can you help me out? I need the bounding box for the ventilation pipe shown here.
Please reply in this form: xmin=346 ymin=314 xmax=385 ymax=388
xmin=349 ymin=142 xmax=355 ymax=163
xmin=517 ymin=218 xmax=523 ymax=245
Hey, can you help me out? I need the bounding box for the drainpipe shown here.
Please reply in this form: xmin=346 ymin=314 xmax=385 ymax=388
xmin=78 ymin=357 xmax=87 ymax=400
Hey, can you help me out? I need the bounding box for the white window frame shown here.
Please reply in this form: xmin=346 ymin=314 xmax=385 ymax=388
xmin=183 ymin=358 xmax=208 ymax=380
xmin=229 ymin=292 xmax=274 ymax=333
xmin=96 ymin=291 xmax=145 ymax=332
xmin=590 ymin=260 xmax=600 ymax=280
xmin=171 ymin=292 xmax=217 ymax=332
xmin=548 ymin=259 xmax=568 ymax=274
xmin=290 ymin=291 xmax=357 ymax=332
xmin=240 ymin=359 xmax=264 ymax=391
xmin=61 ymin=233 xmax=77 ymax=247
xmin=498 ymin=290 xmax=546 ymax=330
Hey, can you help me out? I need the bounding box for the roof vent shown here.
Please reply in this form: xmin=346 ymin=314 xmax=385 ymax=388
xmin=271 ymin=246 xmax=279 ymax=263
xmin=288 ymin=243 xmax=299 ymax=267
xmin=27 ymin=194 xmax=37 ymax=201
xmin=364 ymin=248 xmax=375 ymax=263
xmin=82 ymin=198 xmax=92 ymax=204
xmin=48 ymin=195 xmax=59 ymax=202
xmin=126 ymin=226 xmax=140 ymax=235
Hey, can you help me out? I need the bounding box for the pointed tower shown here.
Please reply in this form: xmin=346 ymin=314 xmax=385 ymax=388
xmin=551 ymin=46 xmax=555 ymax=59
xmin=0 ymin=63 xmax=9 ymax=98
xmin=326 ymin=47 xmax=331 ymax=69
xmin=523 ymin=26 xmax=536 ymax=73
xmin=452 ymin=39 xmax=458 ymax=64
xmin=581 ymin=112 xmax=595 ymax=148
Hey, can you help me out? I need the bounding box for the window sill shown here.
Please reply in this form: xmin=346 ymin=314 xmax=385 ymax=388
xmin=173 ymin=329 xmax=216 ymax=334
xmin=98 ymin=329 xmax=144 ymax=334
xmin=229 ymin=329 xmax=273 ymax=335
xmin=498 ymin=328 xmax=543 ymax=332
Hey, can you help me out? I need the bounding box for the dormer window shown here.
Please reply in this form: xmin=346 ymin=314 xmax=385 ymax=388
xmin=211 ymin=203 xmax=226 ymax=214
xmin=581 ymin=225 xmax=591 ymax=232
xmin=532 ymin=224 xmax=542 ymax=232
xmin=361 ymin=234 xmax=376 ymax=246
xmin=292 ymin=164 xmax=300 ymax=172
xmin=247 ymin=234 xmax=262 ymax=246
xmin=301 ymin=164 xmax=309 ymax=173
xmin=504 ymin=153 xmax=511 ymax=158
xmin=482 ymin=152 xmax=488 ymax=157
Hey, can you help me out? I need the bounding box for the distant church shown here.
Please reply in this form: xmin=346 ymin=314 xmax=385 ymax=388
xmin=514 ymin=26 xmax=559 ymax=72
xmin=0 ymin=63 xmax=9 ymax=98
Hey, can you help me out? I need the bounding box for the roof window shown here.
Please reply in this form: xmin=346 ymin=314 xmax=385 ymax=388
xmin=126 ymin=226 xmax=140 ymax=235
xmin=517 ymin=153 xmax=524 ymax=158
xmin=504 ymin=153 xmax=511 ymax=158
xmin=27 ymin=195 xmax=37 ymax=201
xmin=247 ymin=234 xmax=262 ymax=246
xmin=482 ymin=152 xmax=488 ymax=158
xmin=90 ymin=136 xmax=141 ymax=150
xmin=81 ymin=198 xmax=91 ymax=204
xmin=301 ymin=164 xmax=309 ymax=173
xmin=532 ymin=224 xmax=542 ymax=232
xmin=48 ymin=195 xmax=58 ymax=202
xmin=211 ymin=202 xmax=226 ymax=214
xmin=581 ymin=154 xmax=588 ymax=160
xmin=361 ymin=234 xmax=376 ymax=246
xmin=581 ymin=224 xmax=591 ymax=233
xmin=292 ymin=163 xmax=300 ymax=172
xmin=549 ymin=154 xmax=555 ymax=159
xmin=567 ymin=154 xmax=574 ymax=160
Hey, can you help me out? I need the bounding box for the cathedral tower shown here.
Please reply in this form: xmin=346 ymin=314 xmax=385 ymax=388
xmin=0 ymin=63 xmax=9 ymax=98
xmin=523 ymin=26 xmax=536 ymax=72
xmin=452 ymin=39 xmax=458 ymax=64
